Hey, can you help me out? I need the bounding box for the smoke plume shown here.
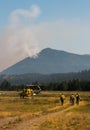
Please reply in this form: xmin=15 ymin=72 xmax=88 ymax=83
xmin=0 ymin=5 xmax=41 ymax=71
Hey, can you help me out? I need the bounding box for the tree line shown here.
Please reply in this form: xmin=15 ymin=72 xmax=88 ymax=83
xmin=0 ymin=79 xmax=90 ymax=91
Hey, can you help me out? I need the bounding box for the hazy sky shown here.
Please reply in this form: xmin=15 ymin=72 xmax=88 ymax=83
xmin=0 ymin=0 xmax=90 ymax=71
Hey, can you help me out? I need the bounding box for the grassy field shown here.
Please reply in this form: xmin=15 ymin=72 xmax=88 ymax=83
xmin=0 ymin=91 xmax=90 ymax=130
xmin=39 ymin=91 xmax=90 ymax=130
xmin=0 ymin=91 xmax=61 ymax=118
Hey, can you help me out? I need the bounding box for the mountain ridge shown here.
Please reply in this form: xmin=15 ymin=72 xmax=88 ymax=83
xmin=1 ymin=48 xmax=90 ymax=75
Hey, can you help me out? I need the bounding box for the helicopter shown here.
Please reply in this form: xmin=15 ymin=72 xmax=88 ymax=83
xmin=19 ymin=84 xmax=41 ymax=98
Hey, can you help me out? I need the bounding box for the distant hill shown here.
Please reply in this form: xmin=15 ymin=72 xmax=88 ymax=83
xmin=1 ymin=70 xmax=90 ymax=85
xmin=1 ymin=48 xmax=90 ymax=75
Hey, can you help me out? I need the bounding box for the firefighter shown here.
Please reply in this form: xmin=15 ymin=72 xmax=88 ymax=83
xmin=75 ymin=93 xmax=80 ymax=105
xmin=70 ymin=94 xmax=75 ymax=105
xmin=59 ymin=93 xmax=65 ymax=105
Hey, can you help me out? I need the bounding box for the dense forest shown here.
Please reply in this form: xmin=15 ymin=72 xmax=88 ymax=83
xmin=0 ymin=79 xmax=90 ymax=91
xmin=0 ymin=69 xmax=90 ymax=91
xmin=0 ymin=69 xmax=90 ymax=84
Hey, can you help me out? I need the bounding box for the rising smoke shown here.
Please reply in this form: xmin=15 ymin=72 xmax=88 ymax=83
xmin=0 ymin=5 xmax=41 ymax=71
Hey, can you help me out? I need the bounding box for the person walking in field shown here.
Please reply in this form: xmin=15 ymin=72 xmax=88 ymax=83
xmin=75 ymin=93 xmax=80 ymax=105
xmin=59 ymin=93 xmax=65 ymax=105
xmin=70 ymin=94 xmax=75 ymax=105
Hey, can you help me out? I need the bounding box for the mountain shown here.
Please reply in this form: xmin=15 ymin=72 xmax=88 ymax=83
xmin=1 ymin=48 xmax=90 ymax=75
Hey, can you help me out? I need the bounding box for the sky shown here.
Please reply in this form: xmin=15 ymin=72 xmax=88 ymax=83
xmin=0 ymin=0 xmax=90 ymax=71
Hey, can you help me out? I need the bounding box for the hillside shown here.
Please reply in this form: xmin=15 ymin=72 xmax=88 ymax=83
xmin=1 ymin=48 xmax=90 ymax=75
xmin=1 ymin=70 xmax=90 ymax=84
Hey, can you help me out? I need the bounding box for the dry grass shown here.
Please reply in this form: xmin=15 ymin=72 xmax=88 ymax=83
xmin=0 ymin=91 xmax=90 ymax=130
xmin=0 ymin=91 xmax=65 ymax=118
xmin=39 ymin=92 xmax=90 ymax=130
xmin=39 ymin=112 xmax=90 ymax=130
